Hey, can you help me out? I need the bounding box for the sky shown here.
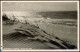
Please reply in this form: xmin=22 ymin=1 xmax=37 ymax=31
xmin=2 ymin=2 xmax=77 ymax=12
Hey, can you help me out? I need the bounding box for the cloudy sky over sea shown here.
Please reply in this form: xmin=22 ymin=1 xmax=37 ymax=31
xmin=2 ymin=2 xmax=77 ymax=12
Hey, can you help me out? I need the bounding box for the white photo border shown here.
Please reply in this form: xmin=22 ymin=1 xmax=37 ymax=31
xmin=1 ymin=1 xmax=79 ymax=51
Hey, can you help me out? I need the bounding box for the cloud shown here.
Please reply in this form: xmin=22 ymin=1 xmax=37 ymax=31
xmin=2 ymin=2 xmax=77 ymax=11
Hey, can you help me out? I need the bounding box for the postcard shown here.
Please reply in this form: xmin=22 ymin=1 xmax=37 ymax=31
xmin=1 ymin=1 xmax=79 ymax=51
